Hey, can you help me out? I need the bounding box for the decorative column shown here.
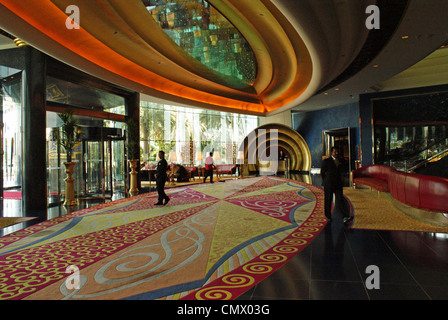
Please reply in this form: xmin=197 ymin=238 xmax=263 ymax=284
xmin=22 ymin=47 xmax=47 ymax=215
xmin=125 ymin=92 xmax=140 ymax=194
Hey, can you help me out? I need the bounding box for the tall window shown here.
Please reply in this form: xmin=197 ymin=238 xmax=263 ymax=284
xmin=140 ymin=101 xmax=258 ymax=165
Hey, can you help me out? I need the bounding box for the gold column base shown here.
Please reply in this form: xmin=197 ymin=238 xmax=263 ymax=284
xmin=129 ymin=159 xmax=139 ymax=197
xmin=63 ymin=162 xmax=77 ymax=206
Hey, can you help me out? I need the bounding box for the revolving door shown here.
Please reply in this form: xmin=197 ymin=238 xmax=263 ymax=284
xmin=82 ymin=127 xmax=126 ymax=199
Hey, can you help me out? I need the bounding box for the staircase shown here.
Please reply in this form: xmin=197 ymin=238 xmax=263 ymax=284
xmin=410 ymin=150 xmax=448 ymax=178
xmin=386 ymin=137 xmax=448 ymax=179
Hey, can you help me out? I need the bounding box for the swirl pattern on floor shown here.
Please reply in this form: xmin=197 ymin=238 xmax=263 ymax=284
xmin=0 ymin=177 xmax=326 ymax=300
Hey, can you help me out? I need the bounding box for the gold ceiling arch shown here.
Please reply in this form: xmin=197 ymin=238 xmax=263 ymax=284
xmin=0 ymin=0 xmax=313 ymax=115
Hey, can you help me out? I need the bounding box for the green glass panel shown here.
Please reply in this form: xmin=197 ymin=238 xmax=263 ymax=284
xmin=145 ymin=0 xmax=257 ymax=84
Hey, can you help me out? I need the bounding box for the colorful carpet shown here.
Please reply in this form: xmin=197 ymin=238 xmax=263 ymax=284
xmin=0 ymin=177 xmax=326 ymax=300
xmin=345 ymin=188 xmax=448 ymax=233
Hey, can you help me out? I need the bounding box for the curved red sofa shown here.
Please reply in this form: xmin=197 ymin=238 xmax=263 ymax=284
xmin=352 ymin=164 xmax=448 ymax=212
xmin=352 ymin=164 xmax=394 ymax=193
xmin=388 ymin=171 xmax=448 ymax=212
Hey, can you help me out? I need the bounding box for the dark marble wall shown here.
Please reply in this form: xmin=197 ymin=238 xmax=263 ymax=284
xmin=22 ymin=47 xmax=47 ymax=214
xmin=0 ymin=47 xmax=27 ymax=70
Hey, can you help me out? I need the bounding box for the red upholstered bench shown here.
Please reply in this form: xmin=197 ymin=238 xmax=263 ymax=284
xmin=353 ymin=177 xmax=389 ymax=192
xmin=352 ymin=164 xmax=448 ymax=213
xmin=352 ymin=164 xmax=395 ymax=197
xmin=388 ymin=170 xmax=448 ymax=212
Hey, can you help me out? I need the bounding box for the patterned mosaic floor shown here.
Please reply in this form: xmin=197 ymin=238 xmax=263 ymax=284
xmin=0 ymin=177 xmax=326 ymax=300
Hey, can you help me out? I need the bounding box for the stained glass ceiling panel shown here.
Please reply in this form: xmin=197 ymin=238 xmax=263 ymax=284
xmin=144 ymin=0 xmax=257 ymax=85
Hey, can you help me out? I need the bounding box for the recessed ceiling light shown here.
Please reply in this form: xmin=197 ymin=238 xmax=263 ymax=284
xmin=402 ymin=35 xmax=409 ymax=39
xmin=372 ymin=64 xmax=379 ymax=68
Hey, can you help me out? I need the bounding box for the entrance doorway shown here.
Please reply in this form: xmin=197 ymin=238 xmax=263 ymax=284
xmin=82 ymin=127 xmax=126 ymax=200
xmin=46 ymin=112 xmax=127 ymax=206
xmin=322 ymin=127 xmax=352 ymax=186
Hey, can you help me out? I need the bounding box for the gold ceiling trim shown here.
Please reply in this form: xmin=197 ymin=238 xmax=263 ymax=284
xmin=106 ymin=0 xmax=256 ymax=92
xmin=225 ymin=0 xmax=298 ymax=103
xmin=208 ymin=0 xmax=274 ymax=96
xmin=49 ymin=0 xmax=259 ymax=102
xmin=211 ymin=0 xmax=313 ymax=109
xmin=0 ymin=0 xmax=314 ymax=115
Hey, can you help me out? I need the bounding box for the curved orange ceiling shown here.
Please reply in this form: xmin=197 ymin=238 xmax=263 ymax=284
xmin=0 ymin=0 xmax=314 ymax=115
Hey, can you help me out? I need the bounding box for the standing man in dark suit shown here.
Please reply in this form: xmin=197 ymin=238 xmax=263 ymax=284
xmin=154 ymin=150 xmax=170 ymax=206
xmin=321 ymin=146 xmax=352 ymax=224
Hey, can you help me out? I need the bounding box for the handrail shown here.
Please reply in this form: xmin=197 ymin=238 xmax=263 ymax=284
xmin=406 ymin=136 xmax=448 ymax=161
xmin=407 ymin=148 xmax=448 ymax=173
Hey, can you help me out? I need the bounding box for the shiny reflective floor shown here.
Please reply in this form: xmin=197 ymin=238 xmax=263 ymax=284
xmin=1 ymin=174 xmax=448 ymax=300
xmin=238 ymin=213 xmax=448 ymax=300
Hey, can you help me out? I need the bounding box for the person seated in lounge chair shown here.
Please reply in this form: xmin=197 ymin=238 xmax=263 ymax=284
xmin=171 ymin=164 xmax=189 ymax=182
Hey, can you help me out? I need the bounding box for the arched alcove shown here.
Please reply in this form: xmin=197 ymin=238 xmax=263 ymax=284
xmin=239 ymin=123 xmax=311 ymax=172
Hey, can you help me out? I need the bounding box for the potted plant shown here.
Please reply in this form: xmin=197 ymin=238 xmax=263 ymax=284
xmin=126 ymin=118 xmax=139 ymax=196
xmin=59 ymin=110 xmax=81 ymax=206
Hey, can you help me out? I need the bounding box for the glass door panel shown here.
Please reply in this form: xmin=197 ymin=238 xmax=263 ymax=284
xmin=104 ymin=139 xmax=111 ymax=196
xmin=46 ymin=128 xmax=63 ymax=205
xmin=2 ymin=73 xmax=23 ymax=191
xmin=46 ymin=117 xmax=83 ymax=206
xmin=82 ymin=133 xmax=125 ymax=200
xmin=111 ymin=138 xmax=126 ymax=195
xmin=85 ymin=141 xmax=103 ymax=196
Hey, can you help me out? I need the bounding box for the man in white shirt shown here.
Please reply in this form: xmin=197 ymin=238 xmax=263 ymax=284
xmin=204 ymin=152 xmax=215 ymax=183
